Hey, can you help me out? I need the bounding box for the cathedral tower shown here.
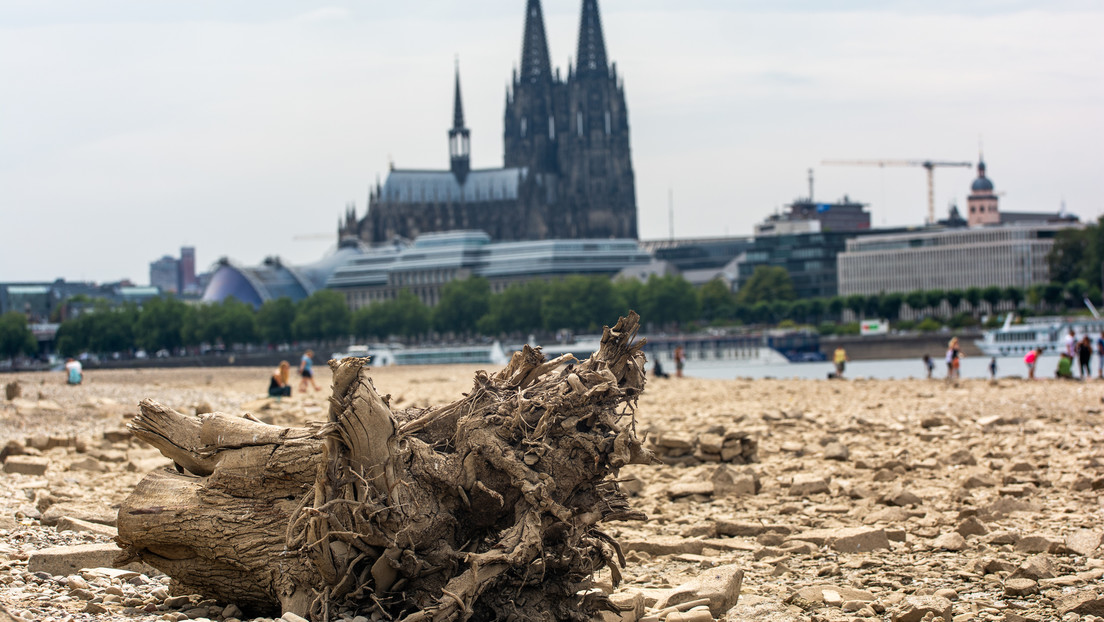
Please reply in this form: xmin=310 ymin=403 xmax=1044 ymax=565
xmin=449 ymin=63 xmax=471 ymax=184
xmin=967 ymin=156 xmax=999 ymax=226
xmin=504 ymin=0 xmax=561 ymax=175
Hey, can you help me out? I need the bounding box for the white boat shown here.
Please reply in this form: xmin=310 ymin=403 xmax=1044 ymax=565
xmin=334 ymin=342 xmax=508 ymax=367
xmin=975 ymin=316 xmax=1104 ymax=357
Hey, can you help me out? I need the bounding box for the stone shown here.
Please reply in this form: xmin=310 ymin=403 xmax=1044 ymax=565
xmin=823 ymin=442 xmax=849 ymax=461
xmin=789 ymin=585 xmax=875 ymax=607
xmin=1055 ymin=590 xmax=1104 ymax=616
xmin=68 ymin=457 xmax=105 ymax=472
xmin=955 ymin=516 xmax=988 ymax=538
xmin=4 ymin=381 xmax=21 ymax=401
xmin=654 ymin=563 xmax=743 ymax=618
xmin=27 ymin=543 xmax=125 ymax=577
xmin=40 ymin=502 xmax=116 ymax=527
xmin=2 ymin=456 xmax=50 ymax=475
xmin=789 ymin=474 xmax=830 ymax=496
xmin=667 ymin=482 xmax=714 ymax=499
xmin=1060 ymin=530 xmax=1103 ymax=557
xmin=945 ymin=449 xmax=977 ymax=466
xmin=55 ymin=516 xmax=119 ymax=538
xmin=1009 ymin=555 xmax=1057 ymax=581
xmin=1003 ymin=578 xmax=1038 ymax=597
xmin=621 ymin=536 xmax=704 ymax=556
xmin=0 ymin=439 xmax=25 ymax=462
xmin=280 ymin=614 xmax=309 ymax=622
xmin=883 ymin=487 xmax=922 ymax=507
xmin=790 ymin=527 xmax=890 ymax=553
xmin=608 ymin=591 xmax=644 ymax=622
xmin=710 ymin=466 xmax=760 ymax=496
xmin=715 ymin=521 xmax=791 ymax=538
xmin=863 ymin=507 xmax=913 ymax=524
xmin=932 ymin=532 xmax=968 ymax=551
xmin=890 ymin=595 xmax=952 ymax=622
xmin=1014 ymin=535 xmax=1060 ymax=554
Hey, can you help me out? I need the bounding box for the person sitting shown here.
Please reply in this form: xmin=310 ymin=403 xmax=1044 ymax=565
xmin=268 ymin=361 xmax=292 ymax=397
xmin=1056 ymin=352 xmax=1075 ymax=380
xmin=652 ymin=359 xmax=669 ymax=379
xmin=64 ymin=358 xmax=83 ymax=385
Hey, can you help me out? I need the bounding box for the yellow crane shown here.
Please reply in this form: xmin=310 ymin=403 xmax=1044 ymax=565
xmin=822 ymin=159 xmax=973 ymax=225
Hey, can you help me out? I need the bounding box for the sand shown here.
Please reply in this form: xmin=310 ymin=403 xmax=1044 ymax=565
xmin=1 ymin=364 xmax=1103 ymax=621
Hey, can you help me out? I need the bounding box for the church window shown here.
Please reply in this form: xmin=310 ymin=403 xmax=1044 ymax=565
xmin=521 ymin=117 xmax=527 ymax=138
xmin=549 ymin=116 xmax=555 ymax=140
xmin=605 ymin=110 xmax=611 ymax=135
xmin=577 ymin=111 xmax=584 ymax=136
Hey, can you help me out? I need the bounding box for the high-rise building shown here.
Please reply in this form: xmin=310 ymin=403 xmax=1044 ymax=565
xmin=150 ymin=256 xmax=179 ymax=294
xmin=179 ymin=246 xmax=197 ymax=294
xmin=340 ymin=0 xmax=637 ymax=245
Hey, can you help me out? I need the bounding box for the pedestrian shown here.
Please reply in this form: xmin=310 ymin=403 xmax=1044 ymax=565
xmin=1078 ymin=336 xmax=1093 ymax=378
xmin=922 ymin=354 xmax=934 ymax=379
xmin=988 ymin=356 xmax=997 ymax=380
xmin=674 ymin=346 xmax=685 ymax=378
xmin=945 ymin=337 xmax=962 ymax=381
xmin=268 ymin=361 xmax=292 ymax=398
xmin=298 ymin=349 xmax=322 ymax=393
xmin=1097 ymin=331 xmax=1104 ymax=379
xmin=64 ymin=358 xmax=82 ymax=385
xmin=1020 ymin=349 xmax=1037 ymax=382
xmin=833 ymin=346 xmax=848 ymax=378
xmin=1064 ymin=328 xmax=1077 ymax=358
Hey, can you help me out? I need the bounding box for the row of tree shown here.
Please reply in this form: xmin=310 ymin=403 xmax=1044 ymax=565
xmin=30 ymin=267 xmax=1097 ymax=359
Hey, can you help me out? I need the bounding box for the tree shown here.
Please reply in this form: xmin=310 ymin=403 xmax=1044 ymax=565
xmin=698 ymin=278 xmax=736 ymax=323
xmin=257 ymin=298 xmax=297 ymax=345
xmin=135 ymin=297 xmax=191 ymax=353
xmin=433 ymin=277 xmax=491 ymax=335
xmin=905 ymin=291 xmax=927 ymax=315
xmin=1065 ymin=279 xmax=1089 ymax=308
xmin=735 ymin=266 xmax=795 ymax=306
xmin=638 ymin=274 xmax=698 ymax=328
xmin=964 ymin=287 xmax=982 ymax=313
xmin=0 ymin=312 xmax=37 ymax=359
xmin=612 ymin=278 xmax=644 ymax=316
xmin=293 ymin=290 xmax=351 ymax=342
xmin=845 ymin=294 xmax=866 ymax=319
xmin=354 ymin=290 xmax=431 ymax=340
xmin=827 ymin=296 xmax=845 ymax=321
xmin=981 ymin=286 xmax=1003 ymax=314
xmin=945 ymin=290 xmax=964 ymax=313
xmin=806 ymin=298 xmax=826 ymax=324
xmin=924 ymin=289 xmax=946 ymax=315
xmin=878 ymin=293 xmax=904 ymax=321
xmin=1003 ymin=286 xmax=1024 ymax=310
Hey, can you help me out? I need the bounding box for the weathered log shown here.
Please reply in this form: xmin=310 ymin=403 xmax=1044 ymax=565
xmin=117 ymin=312 xmax=652 ymax=621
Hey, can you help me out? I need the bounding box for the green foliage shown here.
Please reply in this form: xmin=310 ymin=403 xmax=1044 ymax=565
xmin=698 ymin=278 xmax=736 ymax=322
xmin=948 ymin=312 xmax=978 ymax=329
xmin=639 ymin=274 xmax=699 ymax=327
xmin=192 ymin=299 xmax=257 ymax=346
xmin=612 ymin=278 xmax=644 ymax=315
xmin=964 ymin=287 xmax=982 ymax=310
xmin=293 ymin=290 xmax=351 ymax=342
xmin=257 ymin=298 xmax=297 ymax=344
xmin=981 ymin=286 xmax=1003 ymax=311
xmin=923 ymin=289 xmax=945 ymax=310
xmin=916 ymin=317 xmax=942 ymax=332
xmin=827 ymin=296 xmax=845 ymax=319
xmin=905 ymin=291 xmax=926 ymax=313
xmin=878 ymin=292 xmax=904 ymax=321
xmin=945 ymin=289 xmax=964 ymax=311
xmin=135 ymin=297 xmax=191 ymax=352
xmin=1048 ymin=216 xmax=1104 ymax=285
xmin=434 ymin=277 xmax=491 ymax=334
xmin=1003 ymin=286 xmax=1024 ymax=309
xmin=736 ymin=266 xmax=795 ymax=306
xmin=0 ymin=312 xmax=38 ymax=358
xmin=354 ymin=290 xmax=431 ymax=339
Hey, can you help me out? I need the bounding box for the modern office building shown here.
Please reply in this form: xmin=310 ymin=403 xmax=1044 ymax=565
xmin=201 ymin=243 xmax=367 ymax=308
xmin=179 ymin=246 xmax=198 ymax=294
xmin=837 ymin=223 xmax=1079 ymax=296
xmin=756 ymin=196 xmax=871 ymax=235
xmin=149 ymin=256 xmax=180 ymax=294
xmin=327 ymin=231 xmax=651 ymax=310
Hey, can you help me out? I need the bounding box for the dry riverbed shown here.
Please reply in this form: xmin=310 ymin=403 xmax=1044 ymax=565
xmin=1 ymin=365 xmax=1103 ymax=622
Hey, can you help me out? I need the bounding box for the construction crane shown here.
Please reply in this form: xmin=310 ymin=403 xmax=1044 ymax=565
xmin=822 ymin=159 xmax=973 ymax=225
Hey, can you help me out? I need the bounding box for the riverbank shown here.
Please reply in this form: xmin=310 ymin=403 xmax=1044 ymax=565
xmin=1 ymin=365 xmax=1102 ymax=621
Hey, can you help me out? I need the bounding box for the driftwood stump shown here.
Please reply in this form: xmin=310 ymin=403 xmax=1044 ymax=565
xmin=117 ymin=313 xmax=652 ymax=621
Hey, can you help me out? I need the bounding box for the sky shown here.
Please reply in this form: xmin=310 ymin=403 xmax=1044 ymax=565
xmin=2 ymin=0 xmax=1102 ymax=285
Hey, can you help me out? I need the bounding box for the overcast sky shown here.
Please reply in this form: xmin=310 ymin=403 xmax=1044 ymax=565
xmin=2 ymin=1 xmax=1102 ymax=285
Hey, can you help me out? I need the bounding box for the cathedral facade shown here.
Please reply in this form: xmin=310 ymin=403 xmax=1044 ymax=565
xmin=339 ymin=0 xmax=638 ymax=245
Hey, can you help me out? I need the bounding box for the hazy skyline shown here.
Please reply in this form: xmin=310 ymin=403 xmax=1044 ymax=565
xmin=2 ymin=1 xmax=1102 ymax=284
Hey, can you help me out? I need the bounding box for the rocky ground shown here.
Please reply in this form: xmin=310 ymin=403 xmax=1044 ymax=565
xmin=1 ymin=364 xmax=1103 ymax=622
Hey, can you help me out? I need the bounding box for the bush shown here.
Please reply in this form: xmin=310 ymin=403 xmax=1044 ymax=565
xmin=916 ymin=318 xmax=942 ymax=332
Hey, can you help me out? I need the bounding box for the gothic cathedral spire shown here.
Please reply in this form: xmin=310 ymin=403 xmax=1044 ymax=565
xmin=576 ymin=0 xmax=608 ymax=78
xmin=520 ymin=0 xmax=552 ymax=84
xmin=449 ymin=61 xmax=471 ymax=184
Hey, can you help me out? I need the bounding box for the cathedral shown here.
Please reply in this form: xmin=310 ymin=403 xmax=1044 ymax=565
xmin=339 ymin=0 xmax=638 ymax=245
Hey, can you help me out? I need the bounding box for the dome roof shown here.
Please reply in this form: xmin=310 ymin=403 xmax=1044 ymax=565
xmin=971 ymin=176 xmax=994 ymax=192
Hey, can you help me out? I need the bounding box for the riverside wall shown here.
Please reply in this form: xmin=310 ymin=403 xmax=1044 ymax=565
xmin=820 ymin=330 xmax=984 ymax=361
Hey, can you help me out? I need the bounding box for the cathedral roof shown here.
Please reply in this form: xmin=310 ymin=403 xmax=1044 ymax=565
xmin=520 ymin=0 xmax=552 ymax=84
xmin=576 ymin=0 xmax=609 ymax=77
xmin=381 ymin=168 xmax=527 ymax=204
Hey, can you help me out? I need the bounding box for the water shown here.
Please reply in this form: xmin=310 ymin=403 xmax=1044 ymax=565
xmin=683 ymin=354 xmax=1080 ymax=381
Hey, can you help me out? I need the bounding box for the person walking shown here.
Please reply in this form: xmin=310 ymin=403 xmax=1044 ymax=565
xmin=1096 ymin=331 xmax=1104 ymax=379
xmin=988 ymin=356 xmax=998 ymax=380
xmin=674 ymin=346 xmax=685 ymax=378
xmin=922 ymin=354 xmax=934 ymax=379
xmin=945 ymin=337 xmax=962 ymax=381
xmin=298 ymin=349 xmax=322 ymax=393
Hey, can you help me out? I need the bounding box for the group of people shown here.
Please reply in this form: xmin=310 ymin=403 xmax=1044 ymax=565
xmin=268 ymin=350 xmax=323 ymax=398
xmin=1049 ymin=328 xmax=1104 ymax=380
xmin=650 ymin=345 xmax=686 ymax=379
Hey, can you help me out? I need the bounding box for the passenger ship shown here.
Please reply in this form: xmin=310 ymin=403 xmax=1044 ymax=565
xmin=975 ymin=314 xmax=1104 ymax=357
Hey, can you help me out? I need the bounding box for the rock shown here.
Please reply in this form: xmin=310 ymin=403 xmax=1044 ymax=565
xmin=608 ymin=591 xmax=644 ymax=622
xmin=654 ymin=563 xmax=743 ymax=617
xmin=715 ymin=521 xmax=790 ymax=538
xmin=280 ymin=614 xmax=309 ymax=622
xmin=945 ymin=449 xmax=977 ymax=466
xmin=882 ymin=486 xmax=922 ymax=507
xmin=789 ymin=585 xmax=875 ymax=607
xmin=791 ymin=527 xmax=890 ymax=553
xmin=69 ymin=457 xmax=105 ymax=472
xmin=27 ymin=543 xmax=125 ymax=576
xmin=863 ymin=507 xmax=913 ymax=524
xmin=955 ymin=516 xmax=988 ymax=538
xmin=102 ymin=429 xmax=132 ymax=443
xmin=1009 ymin=555 xmax=1057 ymax=581
xmin=823 ymin=442 xmax=849 ymax=461
xmin=1055 ymin=590 xmax=1104 ymax=616
xmin=789 ymin=474 xmax=830 ymax=496
xmin=710 ymin=466 xmax=759 ymax=496
xmin=1003 ymin=578 xmax=1038 ymax=597
xmin=621 ymin=536 xmax=705 ymax=556
xmin=727 ymin=596 xmax=805 ymax=621
xmin=890 ymin=595 xmax=952 ymax=621
xmin=0 ymin=439 xmax=25 ymax=462
xmin=667 ymin=481 xmax=714 ymax=499
xmin=932 ymin=532 xmax=967 ymax=551
xmin=1014 ymin=535 xmax=1060 ymax=554
xmin=1060 ymin=530 xmax=1102 ymax=557
xmin=55 ymin=516 xmax=119 ymax=538
xmin=40 ymin=502 xmax=116 ymax=527
xmin=4 ymin=381 xmax=21 ymax=401
xmin=2 ymin=456 xmax=50 ymax=475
